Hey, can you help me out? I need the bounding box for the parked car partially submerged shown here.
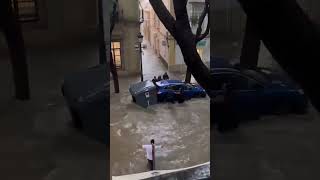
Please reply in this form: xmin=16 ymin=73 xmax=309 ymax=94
xmin=62 ymin=65 xmax=108 ymax=144
xmin=156 ymin=80 xmax=207 ymax=102
xmin=129 ymin=79 xmax=207 ymax=107
xmin=209 ymin=67 xmax=308 ymax=119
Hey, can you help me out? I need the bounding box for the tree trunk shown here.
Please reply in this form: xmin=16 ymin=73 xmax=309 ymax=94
xmin=110 ymin=51 xmax=120 ymax=93
xmin=185 ymin=68 xmax=192 ymax=83
xmin=110 ymin=0 xmax=120 ymax=93
xmin=237 ymin=0 xmax=320 ymax=110
xmin=240 ymin=17 xmax=261 ymax=69
xmin=2 ymin=0 xmax=30 ymax=100
xmin=185 ymin=0 xmax=209 ymax=83
xmin=149 ymin=0 xmax=213 ymax=92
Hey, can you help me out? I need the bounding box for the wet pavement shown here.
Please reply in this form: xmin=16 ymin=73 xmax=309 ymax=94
xmin=110 ymin=42 xmax=210 ymax=176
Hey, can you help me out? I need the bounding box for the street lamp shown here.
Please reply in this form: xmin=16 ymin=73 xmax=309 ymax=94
xmin=137 ymin=32 xmax=144 ymax=82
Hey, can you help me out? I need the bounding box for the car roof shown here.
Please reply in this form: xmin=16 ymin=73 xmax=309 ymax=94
xmin=156 ymin=80 xmax=184 ymax=87
xmin=210 ymin=57 xmax=234 ymax=68
xmin=210 ymin=68 xmax=270 ymax=85
xmin=210 ymin=68 xmax=241 ymax=74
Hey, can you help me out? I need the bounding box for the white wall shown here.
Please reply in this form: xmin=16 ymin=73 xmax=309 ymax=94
xmin=175 ymin=44 xmax=184 ymax=66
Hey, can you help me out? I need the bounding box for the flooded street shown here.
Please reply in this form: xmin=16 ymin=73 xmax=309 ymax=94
xmin=110 ymin=43 xmax=210 ymax=176
xmin=110 ymin=77 xmax=209 ymax=176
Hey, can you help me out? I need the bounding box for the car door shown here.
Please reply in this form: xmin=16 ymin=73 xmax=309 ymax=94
xmin=230 ymin=74 xmax=263 ymax=117
xmin=210 ymin=73 xmax=230 ymax=97
xmin=182 ymin=84 xmax=194 ymax=98
xmin=169 ymin=85 xmax=181 ymax=98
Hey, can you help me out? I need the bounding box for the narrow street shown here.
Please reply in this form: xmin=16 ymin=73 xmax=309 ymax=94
xmin=141 ymin=41 xmax=169 ymax=81
xmin=110 ymin=41 xmax=210 ymax=176
xmin=141 ymin=41 xmax=197 ymax=83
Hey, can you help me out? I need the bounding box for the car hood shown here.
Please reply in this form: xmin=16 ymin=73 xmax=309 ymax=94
xmin=266 ymin=75 xmax=301 ymax=90
xmin=255 ymin=68 xmax=300 ymax=89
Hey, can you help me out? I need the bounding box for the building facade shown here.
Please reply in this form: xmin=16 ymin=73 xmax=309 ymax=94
xmin=0 ymin=0 xmax=99 ymax=49
xmin=111 ymin=0 xmax=141 ymax=75
xmin=141 ymin=0 xmax=210 ymax=73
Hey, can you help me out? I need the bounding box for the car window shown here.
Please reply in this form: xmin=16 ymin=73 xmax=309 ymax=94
xmin=231 ymin=75 xmax=261 ymax=90
xmin=171 ymin=85 xmax=182 ymax=91
xmin=211 ymin=73 xmax=232 ymax=90
xmin=230 ymin=75 xmax=249 ymax=89
xmin=248 ymin=78 xmax=263 ymax=89
xmin=185 ymin=84 xmax=193 ymax=90
xmin=164 ymin=86 xmax=173 ymax=90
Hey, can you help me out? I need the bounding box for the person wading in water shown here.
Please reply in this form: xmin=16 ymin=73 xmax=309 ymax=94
xmin=142 ymin=139 xmax=155 ymax=170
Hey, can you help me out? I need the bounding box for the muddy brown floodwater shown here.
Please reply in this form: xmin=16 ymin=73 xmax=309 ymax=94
xmin=110 ymin=77 xmax=210 ymax=176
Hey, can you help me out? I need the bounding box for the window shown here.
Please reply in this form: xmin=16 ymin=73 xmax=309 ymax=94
xmin=211 ymin=73 xmax=232 ymax=90
xmin=231 ymin=75 xmax=261 ymax=90
xmin=111 ymin=41 xmax=122 ymax=69
xmin=12 ymin=0 xmax=39 ymax=22
xmin=185 ymin=84 xmax=193 ymax=90
xmin=171 ymin=85 xmax=182 ymax=91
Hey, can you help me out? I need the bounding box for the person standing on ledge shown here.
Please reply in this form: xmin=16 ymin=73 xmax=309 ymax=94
xmin=152 ymin=76 xmax=157 ymax=84
xmin=163 ymin=72 xmax=169 ymax=80
xmin=142 ymin=139 xmax=156 ymax=170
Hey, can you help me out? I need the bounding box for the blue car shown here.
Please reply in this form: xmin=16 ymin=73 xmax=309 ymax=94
xmin=210 ymin=68 xmax=308 ymax=118
xmin=156 ymin=80 xmax=207 ymax=102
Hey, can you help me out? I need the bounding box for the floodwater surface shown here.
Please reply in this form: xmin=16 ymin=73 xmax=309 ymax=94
xmin=110 ymin=78 xmax=210 ymax=176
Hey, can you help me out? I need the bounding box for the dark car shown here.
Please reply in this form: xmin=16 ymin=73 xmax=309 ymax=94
xmin=209 ymin=68 xmax=308 ymax=118
xmin=61 ymin=65 xmax=109 ymax=144
xmin=210 ymin=56 xmax=235 ymax=68
xmin=156 ymin=80 xmax=207 ymax=103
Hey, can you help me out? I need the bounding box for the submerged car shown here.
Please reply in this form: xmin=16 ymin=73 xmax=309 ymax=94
xmin=209 ymin=68 xmax=308 ymax=118
xmin=156 ymin=80 xmax=207 ymax=102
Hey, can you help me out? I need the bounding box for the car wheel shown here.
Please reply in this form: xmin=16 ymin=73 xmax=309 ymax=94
xmin=165 ymin=95 xmax=175 ymax=103
xmin=178 ymin=98 xmax=185 ymax=103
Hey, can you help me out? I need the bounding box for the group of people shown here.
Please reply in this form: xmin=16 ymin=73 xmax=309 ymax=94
xmin=152 ymin=72 xmax=169 ymax=83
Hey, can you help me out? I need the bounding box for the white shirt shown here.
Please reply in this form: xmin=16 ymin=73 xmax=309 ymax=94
xmin=142 ymin=144 xmax=154 ymax=160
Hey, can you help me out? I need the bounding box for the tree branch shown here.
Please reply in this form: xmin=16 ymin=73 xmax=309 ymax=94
xmin=196 ymin=0 xmax=209 ymax=39
xmin=110 ymin=0 xmax=118 ymax=33
xmin=149 ymin=0 xmax=177 ymax=36
xmin=196 ymin=2 xmax=210 ymax=42
xmin=237 ymin=0 xmax=320 ymax=110
xmin=150 ymin=0 xmax=213 ymax=92
xmin=173 ymin=0 xmax=188 ymax=21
